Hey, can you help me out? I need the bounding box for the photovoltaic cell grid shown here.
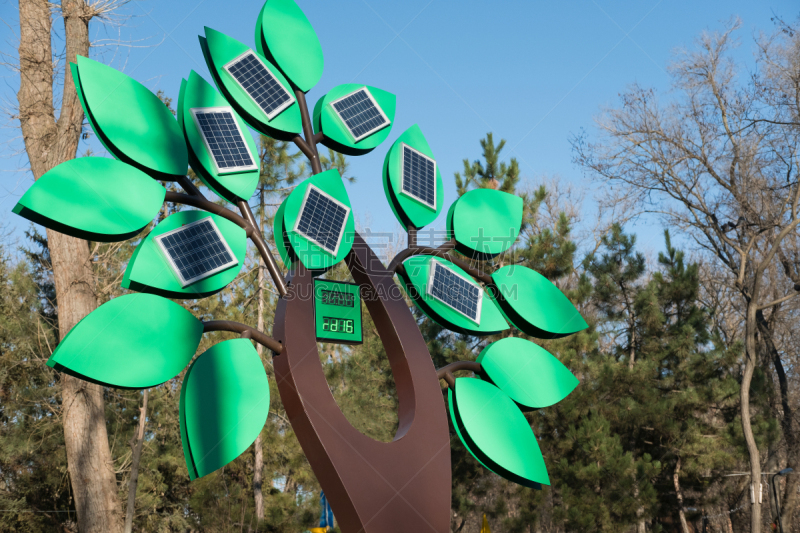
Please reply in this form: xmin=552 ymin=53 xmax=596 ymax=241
xmin=192 ymin=108 xmax=256 ymax=173
xmin=156 ymin=218 xmax=237 ymax=287
xmin=331 ymin=88 xmax=389 ymax=141
xmin=428 ymin=262 xmax=482 ymax=323
xmin=225 ymin=52 xmax=294 ymax=119
xmin=401 ymin=144 xmax=437 ymax=209
xmin=294 ymin=186 xmax=350 ymax=255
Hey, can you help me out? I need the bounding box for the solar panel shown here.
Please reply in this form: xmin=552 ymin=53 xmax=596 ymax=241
xmin=224 ymin=51 xmax=295 ymax=120
xmin=191 ymin=107 xmax=257 ymax=174
xmin=400 ymin=143 xmax=437 ymax=209
xmin=330 ymin=87 xmax=390 ymax=142
xmin=427 ymin=261 xmax=482 ymax=324
xmin=293 ymin=185 xmax=350 ymax=256
xmin=155 ymin=217 xmax=238 ymax=287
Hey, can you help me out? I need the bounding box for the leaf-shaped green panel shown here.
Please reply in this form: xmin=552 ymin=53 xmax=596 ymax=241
xmin=122 ymin=210 xmax=246 ymax=299
xmin=201 ymin=27 xmax=301 ymax=141
xmin=180 ymin=338 xmax=269 ymax=480
xmin=317 ymin=84 xmax=396 ymax=156
xmin=255 ymin=0 xmax=323 ymax=92
xmin=449 ymin=377 xmax=548 ymax=488
xmin=397 ymin=255 xmax=508 ymax=336
xmin=447 ymin=189 xmax=522 ymax=259
xmin=382 ymin=125 xmax=444 ymax=229
xmin=478 ymin=337 xmax=579 ymax=410
xmin=178 ymin=71 xmax=259 ymax=203
xmin=13 ymin=158 xmax=165 ymax=242
xmin=275 ymin=169 xmax=354 ymax=272
xmin=73 ymin=56 xmax=188 ymax=180
xmin=47 ymin=294 xmax=203 ymax=389
xmin=490 ymin=266 xmax=588 ymax=339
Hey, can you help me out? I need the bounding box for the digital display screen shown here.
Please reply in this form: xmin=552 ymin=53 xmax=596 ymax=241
xmin=314 ymin=279 xmax=362 ymax=344
xmin=322 ymin=316 xmax=354 ymax=334
xmin=321 ymin=289 xmax=354 ymax=308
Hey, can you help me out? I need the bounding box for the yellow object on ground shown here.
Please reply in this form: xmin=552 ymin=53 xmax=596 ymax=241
xmin=481 ymin=514 xmax=492 ymax=533
xmin=309 ymin=528 xmax=327 ymax=533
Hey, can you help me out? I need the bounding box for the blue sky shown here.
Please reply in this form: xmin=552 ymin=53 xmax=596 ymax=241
xmin=1 ymin=0 xmax=797 ymax=257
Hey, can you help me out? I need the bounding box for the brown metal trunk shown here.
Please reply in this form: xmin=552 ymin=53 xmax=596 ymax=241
xmin=273 ymin=232 xmax=451 ymax=533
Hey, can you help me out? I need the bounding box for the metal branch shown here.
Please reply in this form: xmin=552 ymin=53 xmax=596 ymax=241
xmin=294 ymin=89 xmax=322 ymax=174
xmin=165 ymin=191 xmax=248 ymax=229
xmin=389 ymin=242 xmax=493 ymax=285
xmin=436 ymin=361 xmax=482 ymax=389
xmin=176 ymin=174 xmax=205 ymax=199
xmin=237 ymin=200 xmax=288 ymax=297
xmin=387 ymin=239 xmax=455 ymax=273
xmin=164 ymin=192 xmax=289 ymax=297
xmin=203 ymin=320 xmax=283 ymax=354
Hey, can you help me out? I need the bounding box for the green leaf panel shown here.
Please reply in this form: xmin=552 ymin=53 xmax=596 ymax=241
xmin=449 ymin=377 xmax=548 ymax=488
xmin=478 ymin=337 xmax=579 ymax=410
xmin=317 ymin=84 xmax=396 ymax=156
xmin=275 ymin=169 xmax=354 ymax=272
xmin=382 ymin=125 xmax=444 ymax=229
xmin=178 ymin=71 xmax=259 ymax=203
xmin=272 ymin=196 xmax=292 ymax=270
xmin=73 ymin=56 xmax=188 ymax=180
xmin=180 ymin=339 xmax=269 ymax=480
xmin=13 ymin=158 xmax=165 ymax=242
xmin=447 ymin=189 xmax=522 ymax=259
xmin=397 ymin=255 xmax=508 ymax=336
xmin=47 ymin=294 xmax=203 ymax=389
xmin=201 ymin=27 xmax=301 ymax=141
xmin=490 ymin=265 xmax=588 ymax=339
xmin=255 ymin=0 xmax=324 ymax=92
xmin=122 ymin=210 xmax=246 ymax=299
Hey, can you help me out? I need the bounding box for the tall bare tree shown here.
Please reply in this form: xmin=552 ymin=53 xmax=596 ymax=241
xmin=574 ymin=19 xmax=800 ymax=532
xmin=16 ymin=1 xmax=128 ymax=531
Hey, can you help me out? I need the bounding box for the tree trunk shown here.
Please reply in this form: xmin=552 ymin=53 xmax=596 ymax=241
xmin=17 ymin=1 xmax=123 ymax=532
xmin=253 ymin=261 xmax=265 ymax=521
xmin=273 ymin=233 xmax=451 ymax=533
xmin=673 ymin=457 xmax=690 ymax=533
xmin=252 ymin=191 xmax=267 ymax=522
xmin=124 ymin=389 xmax=149 ymax=533
xmin=756 ymin=310 xmax=799 ymax=531
xmin=742 ymin=299 xmax=762 ymax=533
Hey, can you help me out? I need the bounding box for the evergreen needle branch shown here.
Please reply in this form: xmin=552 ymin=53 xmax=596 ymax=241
xmin=202 ymin=320 xmax=283 ymax=354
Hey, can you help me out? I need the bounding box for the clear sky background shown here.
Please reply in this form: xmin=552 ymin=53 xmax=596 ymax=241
xmin=1 ymin=0 xmax=797 ymax=258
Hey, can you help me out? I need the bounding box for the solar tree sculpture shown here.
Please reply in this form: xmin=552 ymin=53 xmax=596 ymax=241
xmin=12 ymin=1 xmax=587 ymax=532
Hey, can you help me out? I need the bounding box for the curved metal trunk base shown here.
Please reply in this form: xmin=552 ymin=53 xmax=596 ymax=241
xmin=273 ymin=232 xmax=451 ymax=533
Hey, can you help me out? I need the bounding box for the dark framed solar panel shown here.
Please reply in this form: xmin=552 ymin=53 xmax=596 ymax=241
xmin=155 ymin=217 xmax=238 ymax=287
xmin=190 ymin=107 xmax=258 ymax=174
xmin=224 ymin=51 xmax=295 ymax=120
xmin=426 ymin=261 xmax=482 ymax=324
xmin=330 ymin=87 xmax=390 ymax=142
xmin=292 ymin=185 xmax=351 ymax=256
xmin=400 ymin=143 xmax=437 ymax=209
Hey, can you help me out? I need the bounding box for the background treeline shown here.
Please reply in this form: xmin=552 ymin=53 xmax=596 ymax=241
xmin=2 ymin=11 xmax=800 ymax=533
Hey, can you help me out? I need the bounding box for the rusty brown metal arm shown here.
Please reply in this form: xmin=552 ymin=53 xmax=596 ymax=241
xmin=294 ymin=89 xmax=322 ymax=175
xmin=165 ymin=191 xmax=249 ymax=229
xmin=164 ymin=192 xmax=289 ymax=297
xmin=388 ymin=241 xmax=493 ymax=285
xmin=237 ymin=200 xmax=289 ymax=298
xmin=176 ymin=174 xmax=205 ymax=199
xmin=203 ymin=320 xmax=283 ymax=354
xmin=436 ymin=361 xmax=482 ymax=389
xmin=387 ymin=239 xmax=456 ymax=272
